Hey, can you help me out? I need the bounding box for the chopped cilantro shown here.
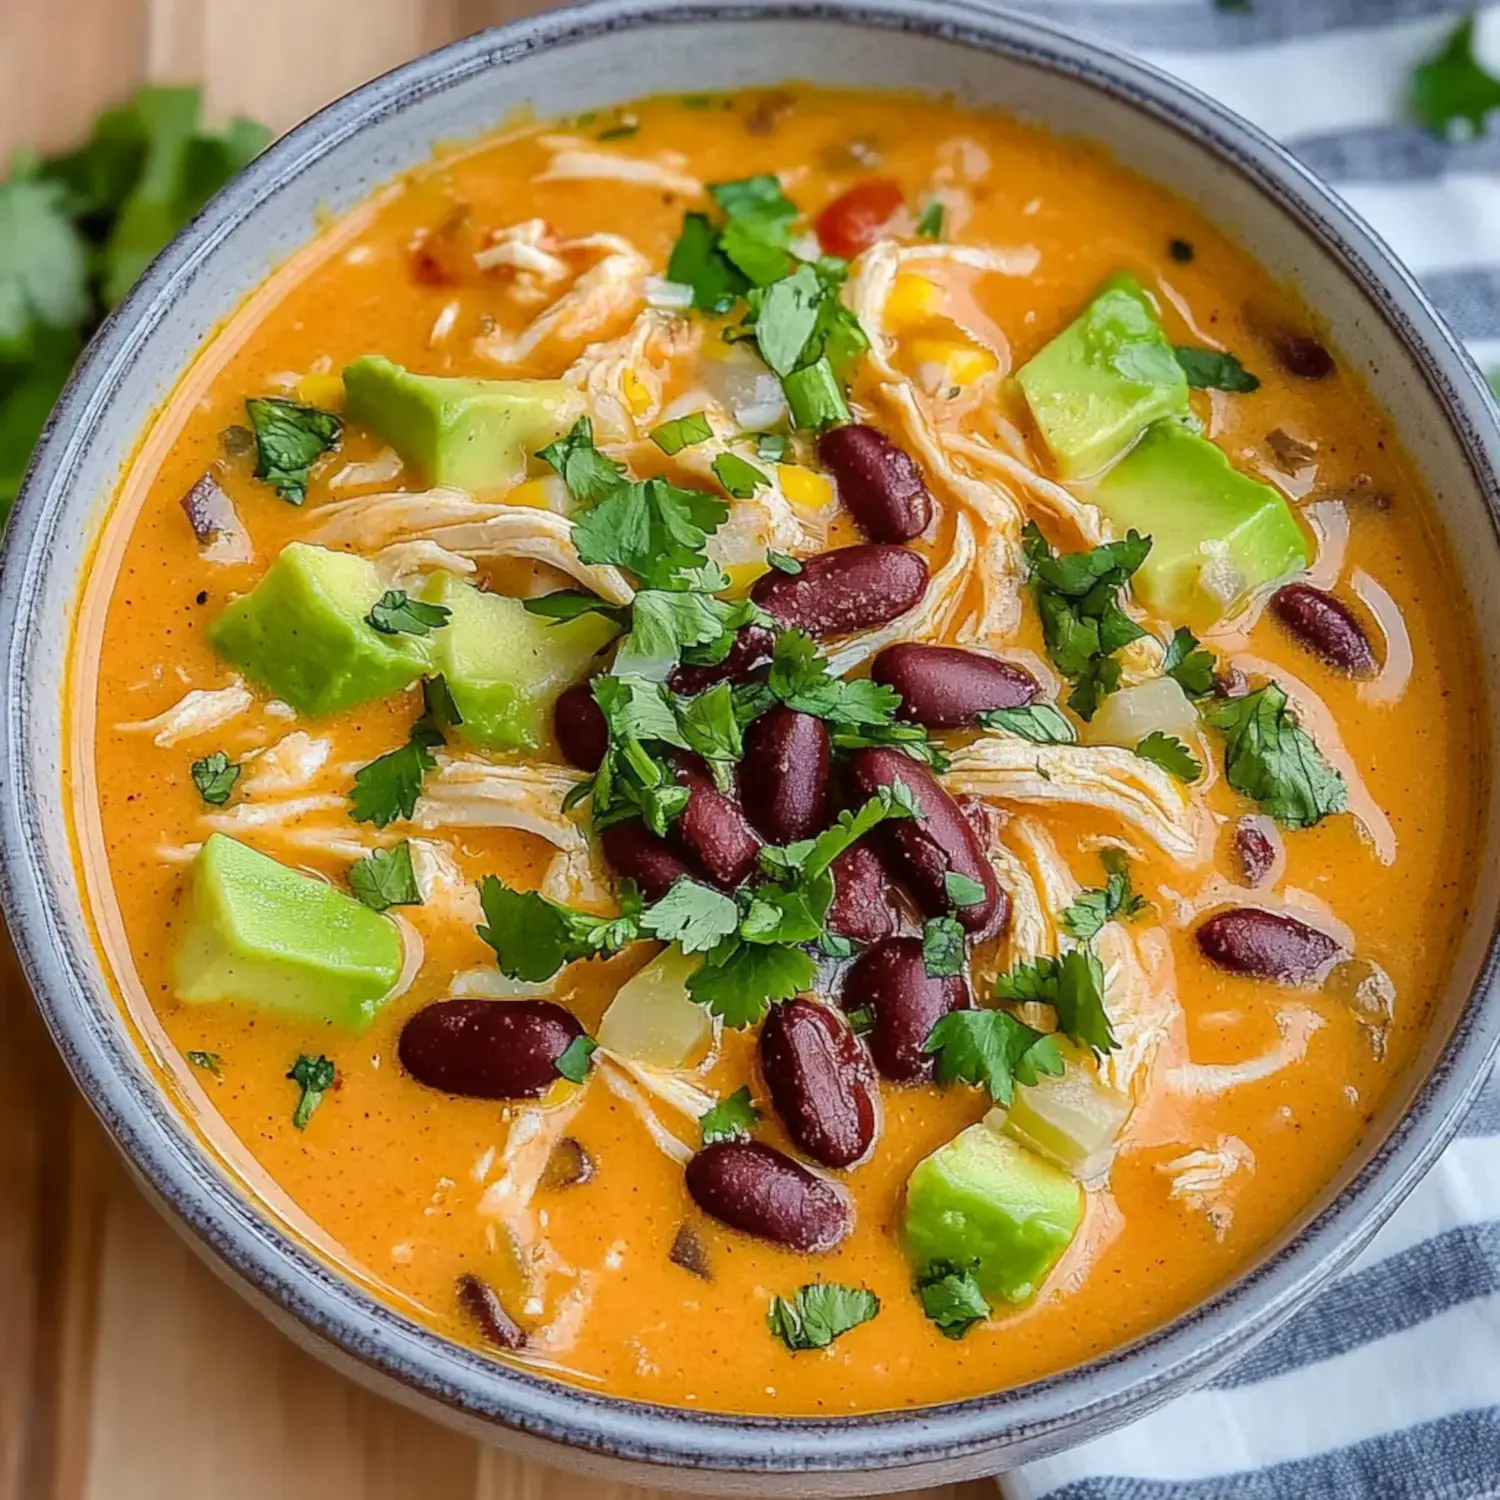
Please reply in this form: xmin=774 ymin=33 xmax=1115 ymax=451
xmin=675 ymin=680 xmax=744 ymax=789
xmin=650 ymin=411 xmax=713 ymax=455
xmin=421 ymin=673 xmax=463 ymax=730
xmin=1174 ymin=346 xmax=1261 ymax=393
xmin=666 ymin=211 xmax=746 ymax=314
xmin=829 ymin=717 xmax=950 ymax=770
xmin=754 ymin=263 xmax=825 ymax=376
xmin=349 ymin=721 xmax=440 ymax=829
xmin=617 ymin=587 xmax=761 ymax=681
xmin=944 ymin=870 xmax=987 ymax=907
xmin=639 ymin=877 xmax=741 ymax=953
xmin=975 ymin=702 xmax=1077 ymax=744
xmin=993 ymin=950 xmax=1119 ymax=1058
xmin=572 ymin=476 xmax=729 ymax=590
xmin=554 ymin=1035 xmax=598 ymax=1083
xmin=1161 ymin=626 xmax=1217 ymax=697
xmin=476 ymin=876 xmax=643 ymax=983
xmin=366 ymin=589 xmax=450 ymax=637
xmin=916 ymin=1262 xmax=990 ymax=1339
xmin=923 ymin=1007 xmax=1064 ymax=1108
xmin=767 ymin=1282 xmax=879 ymax=1351
xmin=522 ymin=590 xmax=633 ymax=630
xmin=766 ymin=628 xmax=902 ymax=727
xmin=348 ymin=841 xmax=423 ymax=912
xmin=922 ymin=915 xmax=966 ymax=978
xmin=687 ymin=938 xmax=817 ymax=1028
xmin=244 ymin=397 xmax=340 ymax=505
xmin=186 ymin=1050 xmax=223 ymax=1077
xmin=1205 ymin=681 xmax=1347 ymax=829
xmin=915 ymin=201 xmax=945 ymax=239
xmin=1023 ymin=521 xmax=1152 ymax=721
xmin=287 ymin=1053 xmax=335 ymax=1129
xmin=756 ymin=433 xmax=791 ymax=463
xmin=758 ymin=781 xmax=919 ymax=886
xmin=766 ymin=549 xmax=802 ymax=574
xmin=712 ymin=451 xmax=768 ymax=498
xmin=699 ymin=1085 xmax=761 ymax=1144
xmin=1136 ymin=729 xmax=1203 ymax=782
xmin=1058 ymin=850 xmax=1150 ymax=941
xmin=710 ymin=174 xmax=798 ymax=221
xmin=190 ymin=749 xmax=239 ymax=806
xmin=1412 ymin=14 xmax=1500 ymax=140
xmin=781 ymin=355 xmax=849 ymax=429
xmin=846 ymin=1005 xmax=873 ymax=1033
xmin=537 ymin=416 xmax=627 ymax=505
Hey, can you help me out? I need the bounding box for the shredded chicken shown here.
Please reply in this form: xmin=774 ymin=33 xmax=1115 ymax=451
xmin=407 ymin=838 xmax=484 ymax=925
xmin=944 ymin=429 xmax=1107 ymax=548
xmin=413 ymin=754 xmax=588 ymax=848
xmin=238 ymin=732 xmax=331 ymax=797
xmin=476 ymin=1093 xmax=587 ymax=1277
xmin=201 ymin=793 xmax=348 ymax=834
xmin=329 ymin=448 xmax=404 ymax=492
xmin=598 ymin=1051 xmax=717 ymax=1122
xmin=1160 ymin=1136 xmax=1254 ymax=1239
xmin=674 ymin=436 xmax=829 ymax=564
xmin=540 ymin=841 xmax=616 ymax=915
xmin=536 ymin=139 xmax=703 ymax=197
xmin=117 ymin=680 xmax=253 ymax=747
xmin=1167 ymin=1006 xmax=1326 ymax=1096
xmin=372 ymin=539 xmax=478 ymax=585
xmin=473 ymin=218 xmax=572 ymax=282
xmin=564 ymin=309 xmax=701 ymax=443
xmin=597 ymin=1059 xmax=694 ymax=1164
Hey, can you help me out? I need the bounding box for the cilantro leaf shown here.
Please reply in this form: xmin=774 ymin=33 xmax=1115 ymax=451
xmin=710 ymin=174 xmax=797 ymax=221
xmin=699 ymin=1084 xmax=761 ymax=1144
xmin=1053 ymin=948 xmax=1118 ymax=1056
xmin=828 ymin=717 xmax=950 ymax=769
xmin=348 ymin=841 xmax=423 ymax=912
xmin=186 ymin=1050 xmax=223 ymax=1077
xmin=287 ymin=1053 xmax=335 ymax=1129
xmin=522 ymin=590 xmax=633 ymax=629
xmin=675 ymin=681 xmax=744 ymax=788
xmin=766 ymin=1283 xmax=879 ymax=1351
xmin=767 ymin=628 xmax=902 ymax=727
xmin=349 ymin=727 xmax=439 ymax=828
xmin=651 ymin=411 xmax=713 ymax=455
xmin=367 ymin=589 xmax=450 ymax=637
xmin=245 ymin=396 xmax=340 ymax=505
xmin=537 ymin=416 xmax=627 ymax=505
xmin=190 ymin=749 xmax=239 ymax=806
xmin=923 ymin=1008 xmax=1064 ymax=1108
xmin=712 ymin=451 xmax=768 ymax=498
xmin=976 ymin=703 xmax=1077 ymax=744
xmin=618 ymin=588 xmax=750 ymax=680
xmin=476 ymin=876 xmax=641 ymax=982
xmin=754 ymin=263 xmax=825 ymax=376
xmin=1161 ymin=627 xmax=1217 ymax=697
xmin=916 ymin=1261 xmax=991 ymax=1340
xmin=1174 ymin=346 xmax=1260 ymax=393
xmin=738 ymin=881 xmax=829 ymax=946
xmin=759 ymin=781 xmax=918 ymax=885
xmin=639 ymin=877 xmax=741 ymax=953
xmin=944 ymin=870 xmax=987 ymax=907
xmin=915 ymin=201 xmax=944 ymax=239
xmin=572 ymin=477 xmax=729 ymax=590
xmin=766 ymin=548 xmax=801 ymax=574
xmin=687 ymin=938 xmax=817 ymax=1027
xmin=1412 ymin=14 xmax=1500 ymax=140
xmin=421 ymin=673 xmax=463 ymax=730
xmin=666 ymin=211 xmax=746 ymax=313
xmin=756 ymin=433 xmax=791 ymax=463
xmin=1205 ymin=681 xmax=1347 ymax=829
xmin=922 ymin=916 xmax=966 ymax=979
xmin=1058 ymin=850 xmax=1150 ymax=941
xmin=554 ymin=1035 xmax=597 ymax=1084
xmin=1136 ymin=730 xmax=1203 ymax=783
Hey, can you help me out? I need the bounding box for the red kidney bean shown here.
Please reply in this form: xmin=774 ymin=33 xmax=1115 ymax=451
xmin=1270 ymin=584 xmax=1377 ymax=676
xmin=668 ymin=623 xmax=775 ymax=695
xmin=872 ymin=644 xmax=1040 ymax=728
xmin=842 ymin=936 xmax=970 ymax=1083
xmin=600 ymin=821 xmax=694 ymax=901
xmin=846 ymin=747 xmax=1006 ymax=940
xmin=399 ymin=999 xmax=584 ymax=1100
xmin=685 ymin=1140 xmax=852 ymax=1252
xmin=1232 ymin=816 xmax=1281 ymax=889
xmin=817 ymin=424 xmax=933 ymax=543
xmin=751 ymin=545 xmax=928 ymax=638
xmin=1197 ymin=907 xmax=1346 ymax=984
xmin=456 ymin=1273 xmax=526 ymax=1350
xmin=553 ymin=682 xmax=608 ymax=771
xmin=826 ymin=841 xmax=898 ymax=943
xmin=740 ymin=706 xmax=830 ymax=844
xmin=758 ymin=998 xmax=878 ymax=1168
xmin=672 ymin=753 xmax=762 ymax=888
xmin=1271 ymin=332 xmax=1335 ymax=380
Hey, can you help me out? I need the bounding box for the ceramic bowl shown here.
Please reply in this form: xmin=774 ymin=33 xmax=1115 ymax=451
xmin=4 ymin=1 xmax=1500 ymax=1492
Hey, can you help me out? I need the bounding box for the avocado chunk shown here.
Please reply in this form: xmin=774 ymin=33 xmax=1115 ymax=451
xmin=209 ymin=542 xmax=432 ymax=716
xmin=1017 ymin=273 xmax=1190 ymax=479
xmin=173 ymin=834 xmax=403 ymax=1031
xmin=419 ymin=572 xmax=619 ymax=752
xmin=343 ymin=355 xmax=581 ymax=492
xmin=1092 ymin=421 xmax=1311 ymax=619
xmin=904 ymin=1119 xmax=1083 ymax=1306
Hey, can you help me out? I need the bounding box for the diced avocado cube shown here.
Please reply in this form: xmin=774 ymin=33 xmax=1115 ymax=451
xmin=1093 ymin=421 xmax=1311 ymax=620
xmin=209 ymin=542 xmax=432 ymax=716
xmin=420 ymin=572 xmax=618 ymax=752
xmin=904 ymin=1119 xmax=1083 ymax=1306
xmin=343 ymin=355 xmax=581 ymax=493
xmin=1017 ymin=273 xmax=1190 ymax=478
xmin=173 ymin=834 xmax=403 ymax=1031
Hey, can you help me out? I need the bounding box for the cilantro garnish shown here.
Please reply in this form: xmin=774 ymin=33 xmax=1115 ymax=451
xmin=1412 ymin=14 xmax=1500 ymax=140
xmin=687 ymin=941 xmax=818 ymax=1028
xmin=349 ymin=717 xmax=442 ymax=828
xmin=990 ymin=950 xmax=1119 ymax=1057
xmin=1161 ymin=626 xmax=1217 ymax=697
xmin=348 ymin=841 xmax=423 ymax=912
xmin=639 ymin=877 xmax=741 ymax=953
xmin=975 ymin=703 xmax=1077 ymax=744
xmin=287 ymin=1054 xmax=335 ymax=1129
xmin=923 ymin=1007 xmax=1064 ymax=1108
xmin=1058 ymin=850 xmax=1150 ymax=942
xmin=829 ymin=717 xmax=950 ymax=770
xmin=699 ymin=1085 xmax=761 ymax=1144
xmin=186 ymin=1050 xmax=223 ymax=1077
xmin=1173 ymin=346 xmax=1260 ymax=393
xmin=915 ymin=201 xmax=945 ymax=239
xmin=666 ymin=212 xmax=746 ymax=314
xmin=522 ymin=590 xmax=633 ymax=630
xmin=1205 ymin=681 xmax=1347 ymax=829
xmin=244 ymin=396 xmax=341 ymax=505
xmin=537 ymin=416 xmax=627 ymax=505
xmin=766 ymin=628 xmax=902 ymax=728
xmin=190 ymin=749 xmax=239 ymax=806
xmin=572 ymin=476 xmax=729 ymax=590
xmin=766 ymin=549 xmax=802 ymax=575
xmin=921 ymin=915 xmax=966 ymax=979
xmin=1023 ymin=521 xmax=1152 ymax=721
xmin=675 ymin=681 xmax=744 ymax=790
xmin=756 ymin=433 xmax=791 ymax=463
xmin=916 ymin=1262 xmax=990 ymax=1339
xmin=366 ymin=589 xmax=450 ymax=637
xmin=650 ymin=411 xmax=713 ymax=455
xmin=1136 ymin=729 xmax=1203 ymax=783
xmin=712 ymin=452 xmax=768 ymax=498
xmin=554 ymin=1035 xmax=598 ymax=1084
xmin=477 ymin=876 xmax=644 ymax=983
xmin=767 ymin=1283 xmax=879 ymax=1351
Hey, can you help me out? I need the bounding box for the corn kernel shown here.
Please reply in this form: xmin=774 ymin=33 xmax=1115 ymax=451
xmin=908 ymin=333 xmax=998 ymax=386
xmin=294 ymin=372 xmax=346 ymax=409
xmin=505 ymin=475 xmax=568 ymax=511
xmin=885 ymin=272 xmax=943 ymax=329
xmin=622 ymin=369 xmax=652 ymax=415
xmin=777 ymin=464 xmax=835 ymax=510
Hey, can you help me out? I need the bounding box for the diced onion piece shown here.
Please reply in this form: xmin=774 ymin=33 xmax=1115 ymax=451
xmin=597 ymin=947 xmax=710 ymax=1069
xmin=1078 ymin=675 xmax=1199 ymax=750
xmin=990 ymin=1051 xmax=1131 ymax=1183
xmin=644 ymin=275 xmax=695 ymax=310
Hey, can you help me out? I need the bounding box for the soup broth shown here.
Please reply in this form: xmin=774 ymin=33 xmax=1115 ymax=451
xmin=73 ymin=88 xmax=1482 ymax=1416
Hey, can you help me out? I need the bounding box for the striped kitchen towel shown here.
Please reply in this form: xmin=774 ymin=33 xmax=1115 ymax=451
xmin=994 ymin=3 xmax=1500 ymax=1497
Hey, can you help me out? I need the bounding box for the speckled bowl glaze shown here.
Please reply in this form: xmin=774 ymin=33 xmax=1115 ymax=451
xmin=5 ymin=1 xmax=1500 ymax=1492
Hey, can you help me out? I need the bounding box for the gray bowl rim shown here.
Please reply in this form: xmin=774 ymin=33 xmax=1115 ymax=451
xmin=4 ymin=0 xmax=1500 ymax=1478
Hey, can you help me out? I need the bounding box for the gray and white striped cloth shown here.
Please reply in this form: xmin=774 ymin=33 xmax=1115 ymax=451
xmin=992 ymin=3 xmax=1500 ymax=1496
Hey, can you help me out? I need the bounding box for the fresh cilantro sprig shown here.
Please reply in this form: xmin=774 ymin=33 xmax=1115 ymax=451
xmin=923 ymin=1007 xmax=1064 ymax=1108
xmin=287 ymin=1053 xmax=335 ymax=1129
xmin=554 ymin=1035 xmax=598 ymax=1084
xmin=348 ymin=841 xmax=423 ymax=912
xmin=537 ymin=416 xmax=627 ymax=504
xmin=367 ymin=590 xmax=450 ymax=637
xmin=186 ymin=1050 xmax=223 ymax=1077
xmin=1161 ymin=626 xmax=1217 ymax=697
xmin=477 ymin=876 xmax=646 ymax=983
xmin=190 ymin=749 xmax=239 ymax=806
xmin=245 ymin=396 xmax=341 ymax=505
xmin=765 ymin=628 xmax=901 ymax=727
xmin=1023 ymin=522 xmax=1152 ymax=721
xmin=1174 ymin=346 xmax=1260 ymax=392
xmin=1058 ymin=850 xmax=1150 ymax=942
xmin=349 ymin=715 xmax=442 ymax=828
xmin=976 ymin=702 xmax=1077 ymax=744
xmin=916 ymin=1261 xmax=991 ymax=1340
xmin=766 ymin=1283 xmax=879 ymax=1351
xmin=699 ymin=1085 xmax=761 ymax=1144
xmin=1136 ymin=729 xmax=1203 ymax=783
xmin=1206 ymin=681 xmax=1346 ymax=829
xmin=994 ymin=949 xmax=1119 ymax=1058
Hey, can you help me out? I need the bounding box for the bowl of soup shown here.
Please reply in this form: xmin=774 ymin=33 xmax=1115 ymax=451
xmin=6 ymin=0 xmax=1500 ymax=1490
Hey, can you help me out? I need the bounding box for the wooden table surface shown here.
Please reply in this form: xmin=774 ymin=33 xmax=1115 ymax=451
xmin=0 ymin=5 xmax=996 ymax=1497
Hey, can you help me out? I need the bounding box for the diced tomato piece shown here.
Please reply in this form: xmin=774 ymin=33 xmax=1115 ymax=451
xmin=815 ymin=179 xmax=906 ymax=259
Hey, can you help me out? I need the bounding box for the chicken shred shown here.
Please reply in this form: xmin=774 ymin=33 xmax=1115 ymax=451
xmin=117 ymin=680 xmax=253 ymax=746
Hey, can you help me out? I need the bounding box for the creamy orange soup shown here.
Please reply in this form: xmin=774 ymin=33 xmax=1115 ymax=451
xmin=72 ymin=89 xmax=1483 ymax=1416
